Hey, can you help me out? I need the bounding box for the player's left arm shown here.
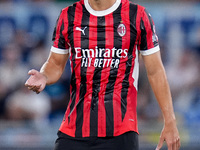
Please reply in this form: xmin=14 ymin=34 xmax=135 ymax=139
xmin=142 ymin=51 xmax=181 ymax=150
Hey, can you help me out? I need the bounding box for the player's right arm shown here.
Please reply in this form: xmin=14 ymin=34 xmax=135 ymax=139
xmin=25 ymin=51 xmax=69 ymax=94
xmin=25 ymin=8 xmax=70 ymax=94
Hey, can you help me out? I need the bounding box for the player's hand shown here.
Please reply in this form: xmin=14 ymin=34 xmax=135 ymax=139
xmin=156 ymin=120 xmax=180 ymax=150
xmin=25 ymin=69 xmax=47 ymax=94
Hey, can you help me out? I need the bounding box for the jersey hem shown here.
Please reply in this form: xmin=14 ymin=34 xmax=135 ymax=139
xmin=58 ymin=128 xmax=139 ymax=138
xmin=51 ymin=46 xmax=69 ymax=54
xmin=140 ymin=45 xmax=160 ymax=56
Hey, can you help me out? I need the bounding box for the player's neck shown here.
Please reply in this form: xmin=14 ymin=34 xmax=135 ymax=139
xmin=88 ymin=0 xmax=117 ymax=11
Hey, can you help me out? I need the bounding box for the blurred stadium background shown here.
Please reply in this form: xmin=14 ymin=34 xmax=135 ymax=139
xmin=0 ymin=0 xmax=199 ymax=149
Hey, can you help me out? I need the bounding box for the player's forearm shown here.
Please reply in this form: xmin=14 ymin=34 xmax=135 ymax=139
xmin=39 ymin=52 xmax=69 ymax=85
xmin=40 ymin=60 xmax=64 ymax=85
xmin=147 ymin=68 xmax=176 ymax=124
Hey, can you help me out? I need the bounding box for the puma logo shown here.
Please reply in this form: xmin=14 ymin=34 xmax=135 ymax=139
xmin=75 ymin=26 xmax=87 ymax=35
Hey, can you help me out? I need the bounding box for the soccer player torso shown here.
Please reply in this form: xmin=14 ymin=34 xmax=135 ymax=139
xmin=52 ymin=0 xmax=159 ymax=137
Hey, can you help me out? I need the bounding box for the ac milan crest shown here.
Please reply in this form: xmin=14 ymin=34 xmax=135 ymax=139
xmin=117 ymin=23 xmax=126 ymax=37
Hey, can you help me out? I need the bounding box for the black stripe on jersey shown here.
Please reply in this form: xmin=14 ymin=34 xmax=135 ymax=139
xmin=58 ymin=20 xmax=65 ymax=49
xmin=144 ymin=9 xmax=153 ymax=34
xmin=144 ymin=9 xmax=158 ymax=47
xmin=52 ymin=11 xmax=66 ymax=49
xmin=90 ymin=16 xmax=106 ymax=137
xmin=121 ymin=3 xmax=138 ymax=121
xmin=140 ymin=19 xmax=147 ymax=50
xmin=75 ymin=6 xmax=90 ymax=137
xmin=104 ymin=4 xmax=122 ymax=136
xmin=67 ymin=4 xmax=76 ymax=123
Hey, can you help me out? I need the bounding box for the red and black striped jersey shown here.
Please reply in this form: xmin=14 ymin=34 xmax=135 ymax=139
xmin=52 ymin=0 xmax=159 ymax=138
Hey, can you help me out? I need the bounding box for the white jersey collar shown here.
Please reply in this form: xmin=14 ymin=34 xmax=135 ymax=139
xmin=84 ymin=0 xmax=121 ymax=17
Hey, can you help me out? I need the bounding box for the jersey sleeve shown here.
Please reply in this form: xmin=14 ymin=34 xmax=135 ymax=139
xmin=138 ymin=8 xmax=160 ymax=56
xmin=51 ymin=9 xmax=70 ymax=54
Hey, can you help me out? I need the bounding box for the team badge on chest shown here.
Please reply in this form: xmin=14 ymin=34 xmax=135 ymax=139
xmin=117 ymin=22 xmax=126 ymax=37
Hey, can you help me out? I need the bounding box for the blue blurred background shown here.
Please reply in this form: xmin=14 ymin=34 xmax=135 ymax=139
xmin=0 ymin=0 xmax=199 ymax=149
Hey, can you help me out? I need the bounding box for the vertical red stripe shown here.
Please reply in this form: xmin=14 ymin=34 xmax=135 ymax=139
xmin=68 ymin=5 xmax=83 ymax=137
xmin=112 ymin=3 xmax=131 ymax=136
xmin=58 ymin=8 xmax=72 ymax=134
xmin=136 ymin=6 xmax=142 ymax=47
xmin=82 ymin=15 xmax=98 ymax=137
xmin=61 ymin=8 xmax=70 ymax=124
xmin=119 ymin=43 xmax=138 ymax=134
xmin=65 ymin=10 xmax=72 ymax=117
xmin=97 ymin=14 xmax=113 ymax=137
xmin=121 ymin=6 xmax=143 ymax=134
xmin=124 ymin=45 xmax=138 ymax=132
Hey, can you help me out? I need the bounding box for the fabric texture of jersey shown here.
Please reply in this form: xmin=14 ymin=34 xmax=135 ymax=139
xmin=52 ymin=0 xmax=159 ymax=138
